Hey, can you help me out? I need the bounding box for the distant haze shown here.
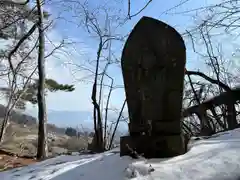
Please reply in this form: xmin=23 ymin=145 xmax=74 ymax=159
xmin=26 ymin=109 xmax=128 ymax=133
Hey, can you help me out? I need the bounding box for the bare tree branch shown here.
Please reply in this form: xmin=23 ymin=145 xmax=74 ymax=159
xmin=186 ymin=70 xmax=231 ymax=92
xmin=8 ymin=24 xmax=37 ymax=73
xmin=127 ymin=0 xmax=152 ymax=19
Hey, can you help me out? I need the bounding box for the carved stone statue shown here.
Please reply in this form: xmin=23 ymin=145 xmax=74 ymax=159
xmin=120 ymin=16 xmax=186 ymax=158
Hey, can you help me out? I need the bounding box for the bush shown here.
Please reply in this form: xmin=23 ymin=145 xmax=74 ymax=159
xmin=65 ymin=127 xmax=77 ymax=137
xmin=50 ymin=146 xmax=68 ymax=155
xmin=59 ymin=137 xmax=87 ymax=152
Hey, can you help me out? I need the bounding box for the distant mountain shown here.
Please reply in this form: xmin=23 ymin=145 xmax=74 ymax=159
xmin=45 ymin=110 xmax=128 ymax=141
xmin=47 ymin=110 xmax=128 ymax=133
xmin=47 ymin=110 xmax=93 ymax=130
xmin=24 ymin=108 xmax=94 ymax=130
xmin=0 ymin=104 xmax=37 ymax=126
xmin=0 ymin=104 xmax=128 ymax=134
xmin=0 ymin=105 xmax=67 ymax=134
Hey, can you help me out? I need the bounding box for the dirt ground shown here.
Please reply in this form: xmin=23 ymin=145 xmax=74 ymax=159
xmin=0 ymin=150 xmax=37 ymax=172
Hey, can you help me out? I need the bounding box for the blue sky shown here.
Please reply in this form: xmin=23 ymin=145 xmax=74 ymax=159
xmin=2 ymin=0 xmax=240 ymax=129
xmin=38 ymin=0 xmax=202 ymax=109
xmin=3 ymin=0 xmax=239 ymax=129
xmin=24 ymin=0 xmax=233 ymax=119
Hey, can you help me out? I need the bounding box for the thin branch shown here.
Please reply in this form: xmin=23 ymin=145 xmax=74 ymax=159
xmin=186 ymin=70 xmax=232 ymax=92
xmin=108 ymin=99 xmax=126 ymax=150
xmin=44 ymin=39 xmax=65 ymax=59
xmin=0 ymin=5 xmax=37 ymax=31
xmin=127 ymin=0 xmax=152 ymax=19
xmin=8 ymin=23 xmax=37 ymax=73
xmin=159 ymin=0 xmax=191 ymax=17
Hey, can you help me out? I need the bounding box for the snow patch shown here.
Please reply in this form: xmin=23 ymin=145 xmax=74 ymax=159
xmin=1 ymin=129 xmax=240 ymax=179
xmin=125 ymin=160 xmax=155 ymax=179
xmin=125 ymin=128 xmax=240 ymax=180
xmin=0 ymin=153 xmax=113 ymax=180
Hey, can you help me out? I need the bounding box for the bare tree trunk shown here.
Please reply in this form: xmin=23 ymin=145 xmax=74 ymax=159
xmin=108 ymin=99 xmax=126 ymax=150
xmin=0 ymin=22 xmax=37 ymax=143
xmin=0 ymin=67 xmax=37 ymax=143
xmin=226 ymin=99 xmax=237 ymax=130
xmin=0 ymin=72 xmax=16 ymax=143
xmin=186 ymin=70 xmax=231 ymax=92
xmin=91 ymin=40 xmax=104 ymax=152
xmin=186 ymin=69 xmax=238 ymax=130
xmin=103 ymin=76 xmax=113 ymax=148
xmin=36 ymin=0 xmax=48 ymax=160
xmin=0 ymin=99 xmax=13 ymax=143
xmin=98 ymin=63 xmax=109 ymax=134
xmin=209 ymin=105 xmax=226 ymax=130
xmin=187 ymin=73 xmax=212 ymax=135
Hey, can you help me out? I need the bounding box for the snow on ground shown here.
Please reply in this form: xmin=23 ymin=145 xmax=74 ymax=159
xmin=127 ymin=128 xmax=240 ymax=180
xmin=1 ymin=128 xmax=240 ymax=180
xmin=0 ymin=152 xmax=115 ymax=180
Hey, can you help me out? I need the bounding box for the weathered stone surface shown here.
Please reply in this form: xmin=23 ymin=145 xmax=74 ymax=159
xmin=120 ymin=16 xmax=186 ymax=158
xmin=121 ymin=16 xmax=186 ymax=136
xmin=120 ymin=135 xmax=185 ymax=158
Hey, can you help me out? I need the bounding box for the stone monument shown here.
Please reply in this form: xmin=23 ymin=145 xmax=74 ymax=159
xmin=120 ymin=16 xmax=186 ymax=158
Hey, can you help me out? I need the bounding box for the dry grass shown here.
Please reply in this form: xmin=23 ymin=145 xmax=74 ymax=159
xmin=0 ymin=123 xmax=38 ymax=156
xmin=0 ymin=122 xmax=91 ymax=171
xmin=58 ymin=137 xmax=88 ymax=152
xmin=0 ymin=122 xmax=89 ymax=156
xmin=0 ymin=153 xmax=37 ymax=172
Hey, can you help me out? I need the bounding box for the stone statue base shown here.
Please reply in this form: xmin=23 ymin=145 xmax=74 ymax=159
xmin=120 ymin=134 xmax=186 ymax=158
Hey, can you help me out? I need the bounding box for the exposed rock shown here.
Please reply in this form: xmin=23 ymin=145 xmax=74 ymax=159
xmin=50 ymin=146 xmax=68 ymax=155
